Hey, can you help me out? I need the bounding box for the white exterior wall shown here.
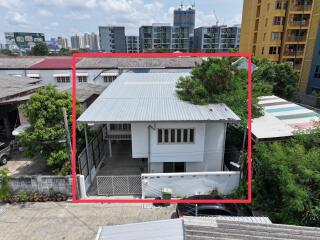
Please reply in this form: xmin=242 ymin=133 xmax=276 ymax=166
xmin=131 ymin=122 xmax=226 ymax=173
xmin=0 ymin=69 xmax=117 ymax=86
xmin=142 ymin=171 xmax=240 ymax=197
xmin=186 ymin=122 xmax=226 ymax=172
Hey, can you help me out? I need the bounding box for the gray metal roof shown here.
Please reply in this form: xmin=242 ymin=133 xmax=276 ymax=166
xmin=0 ymin=75 xmax=43 ymax=102
xmin=0 ymin=57 xmax=44 ymax=69
xmin=96 ymin=217 xmax=320 ymax=240
xmin=58 ymin=83 xmax=106 ymax=102
xmin=97 ymin=219 xmax=184 ymax=240
xmin=77 ymin=72 xmax=240 ymax=123
xmin=184 ymin=218 xmax=320 ymax=240
xmin=76 ymin=57 xmax=203 ymax=69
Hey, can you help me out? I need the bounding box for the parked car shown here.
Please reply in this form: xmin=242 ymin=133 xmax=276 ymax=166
xmin=175 ymin=195 xmax=253 ymax=217
xmin=0 ymin=141 xmax=11 ymax=165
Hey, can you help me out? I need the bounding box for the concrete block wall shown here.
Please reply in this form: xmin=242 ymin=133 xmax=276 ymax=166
xmin=0 ymin=175 xmax=72 ymax=196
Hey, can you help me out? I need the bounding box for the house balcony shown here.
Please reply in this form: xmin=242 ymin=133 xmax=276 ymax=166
xmin=290 ymin=2 xmax=312 ymax=12
xmin=283 ymin=50 xmax=305 ymax=58
xmin=285 ymin=35 xmax=307 ymax=42
xmin=288 ymin=19 xmax=310 ymax=28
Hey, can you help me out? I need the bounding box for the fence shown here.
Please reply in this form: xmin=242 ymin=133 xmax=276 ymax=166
xmin=141 ymin=171 xmax=240 ymax=198
xmin=78 ymin=130 xmax=107 ymax=190
xmin=0 ymin=175 xmax=72 ymax=196
xmin=96 ymin=175 xmax=142 ymax=196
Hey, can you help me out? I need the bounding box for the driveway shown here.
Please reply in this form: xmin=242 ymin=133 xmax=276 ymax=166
xmin=0 ymin=151 xmax=50 ymax=176
xmin=0 ymin=202 xmax=175 ymax=240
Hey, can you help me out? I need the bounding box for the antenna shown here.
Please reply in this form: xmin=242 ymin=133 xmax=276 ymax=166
xmin=213 ymin=10 xmax=219 ymax=26
xmin=192 ymin=0 xmax=196 ymax=8
xmin=180 ymin=0 xmax=183 ymax=9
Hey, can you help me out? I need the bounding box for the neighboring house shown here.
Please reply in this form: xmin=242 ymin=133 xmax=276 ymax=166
xmin=77 ymin=72 xmax=241 ymax=197
xmin=252 ymin=95 xmax=320 ymax=142
xmin=95 ymin=216 xmax=320 ymax=240
xmin=0 ymin=75 xmax=43 ymax=140
xmin=0 ymin=56 xmax=203 ymax=86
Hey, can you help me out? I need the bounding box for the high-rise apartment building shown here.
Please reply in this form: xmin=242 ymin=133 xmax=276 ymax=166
xmin=90 ymin=32 xmax=99 ymax=51
xmin=70 ymin=35 xmax=81 ymax=49
xmin=57 ymin=37 xmax=68 ymax=49
xmin=139 ymin=24 xmax=190 ymax=52
xmin=193 ymin=25 xmax=241 ymax=52
xmin=126 ymin=36 xmax=140 ymax=53
xmin=173 ymin=4 xmax=196 ymax=34
xmin=299 ymin=7 xmax=320 ymax=94
xmin=240 ymin=0 xmax=319 ymax=78
xmin=219 ymin=25 xmax=241 ymax=51
xmin=99 ymin=26 xmax=126 ymax=52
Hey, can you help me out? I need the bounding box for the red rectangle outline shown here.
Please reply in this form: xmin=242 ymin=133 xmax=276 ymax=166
xmin=71 ymin=52 xmax=252 ymax=204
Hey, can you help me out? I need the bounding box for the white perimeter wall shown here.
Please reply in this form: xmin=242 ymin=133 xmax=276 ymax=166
xmin=141 ymin=171 xmax=240 ymax=198
xmin=131 ymin=122 xmax=226 ymax=173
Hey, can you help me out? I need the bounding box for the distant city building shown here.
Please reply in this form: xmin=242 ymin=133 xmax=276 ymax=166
xmin=46 ymin=38 xmax=60 ymax=52
xmin=194 ymin=25 xmax=241 ymax=52
xmin=99 ymin=26 xmax=126 ymax=52
xmin=90 ymin=32 xmax=99 ymax=51
xmin=126 ymin=36 xmax=140 ymax=53
xmin=219 ymin=25 xmax=241 ymax=51
xmin=173 ymin=4 xmax=196 ymax=34
xmin=70 ymin=35 xmax=81 ymax=49
xmin=139 ymin=24 xmax=190 ymax=52
xmin=4 ymin=32 xmax=45 ymax=51
xmin=57 ymin=37 xmax=69 ymax=49
xmin=194 ymin=26 xmax=221 ymax=52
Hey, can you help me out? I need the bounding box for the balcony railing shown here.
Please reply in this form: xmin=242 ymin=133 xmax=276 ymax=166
xmin=283 ymin=50 xmax=304 ymax=57
xmin=290 ymin=4 xmax=312 ymax=12
xmin=286 ymin=35 xmax=307 ymax=42
xmin=288 ymin=20 xmax=310 ymax=27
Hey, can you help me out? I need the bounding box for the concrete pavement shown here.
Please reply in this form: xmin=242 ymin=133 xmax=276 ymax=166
xmin=0 ymin=202 xmax=175 ymax=240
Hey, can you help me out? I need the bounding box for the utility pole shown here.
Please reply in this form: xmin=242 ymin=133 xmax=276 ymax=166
xmin=62 ymin=107 xmax=72 ymax=161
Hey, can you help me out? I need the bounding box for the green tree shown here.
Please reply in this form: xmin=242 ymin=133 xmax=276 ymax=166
xmin=176 ymin=58 xmax=273 ymax=128
xmin=30 ymin=42 xmax=49 ymax=56
xmin=0 ymin=49 xmax=15 ymax=56
xmin=20 ymin=85 xmax=82 ymax=175
xmin=252 ymin=127 xmax=320 ymax=226
xmin=253 ymin=61 xmax=299 ymax=100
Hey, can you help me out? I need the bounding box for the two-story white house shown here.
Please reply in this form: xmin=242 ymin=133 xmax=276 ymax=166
xmin=77 ymin=72 xmax=241 ymax=198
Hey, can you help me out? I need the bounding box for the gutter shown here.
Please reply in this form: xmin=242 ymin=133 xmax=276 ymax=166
xmin=147 ymin=124 xmax=156 ymax=173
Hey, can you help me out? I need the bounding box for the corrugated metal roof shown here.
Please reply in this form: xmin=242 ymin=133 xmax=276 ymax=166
xmin=97 ymin=219 xmax=184 ymax=240
xmin=77 ymin=72 xmax=240 ymax=123
xmin=0 ymin=57 xmax=44 ymax=69
xmin=252 ymin=95 xmax=320 ymax=140
xmin=76 ymin=57 xmax=203 ymax=69
xmin=0 ymin=75 xmax=43 ymax=102
xmin=30 ymin=57 xmax=82 ymax=69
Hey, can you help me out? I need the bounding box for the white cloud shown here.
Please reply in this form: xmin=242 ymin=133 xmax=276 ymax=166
xmin=34 ymin=0 xmax=97 ymax=9
xmin=65 ymin=11 xmax=91 ymax=20
xmin=6 ymin=12 xmax=27 ymax=26
xmin=98 ymin=0 xmax=172 ymax=35
xmin=37 ymin=9 xmax=53 ymax=17
xmin=0 ymin=0 xmax=22 ymax=8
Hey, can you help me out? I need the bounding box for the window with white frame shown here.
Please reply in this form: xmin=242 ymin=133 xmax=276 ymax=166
xmin=103 ymin=75 xmax=117 ymax=83
xmin=157 ymin=128 xmax=195 ymax=144
xmin=56 ymin=76 xmax=70 ymax=83
xmin=77 ymin=76 xmax=87 ymax=82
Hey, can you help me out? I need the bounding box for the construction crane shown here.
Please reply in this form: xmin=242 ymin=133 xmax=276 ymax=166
xmin=213 ymin=10 xmax=219 ymax=26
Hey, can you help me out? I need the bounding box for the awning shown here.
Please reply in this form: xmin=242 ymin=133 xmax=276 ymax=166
xmin=76 ymin=73 xmax=89 ymax=76
xmin=27 ymin=73 xmax=40 ymax=78
xmin=101 ymin=72 xmax=118 ymax=76
xmin=53 ymin=73 xmax=70 ymax=77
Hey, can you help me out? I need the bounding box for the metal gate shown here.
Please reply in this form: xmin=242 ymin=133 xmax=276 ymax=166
xmin=97 ymin=175 xmax=142 ymax=196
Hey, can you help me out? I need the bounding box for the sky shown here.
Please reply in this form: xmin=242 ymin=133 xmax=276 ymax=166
xmin=0 ymin=0 xmax=243 ymax=43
